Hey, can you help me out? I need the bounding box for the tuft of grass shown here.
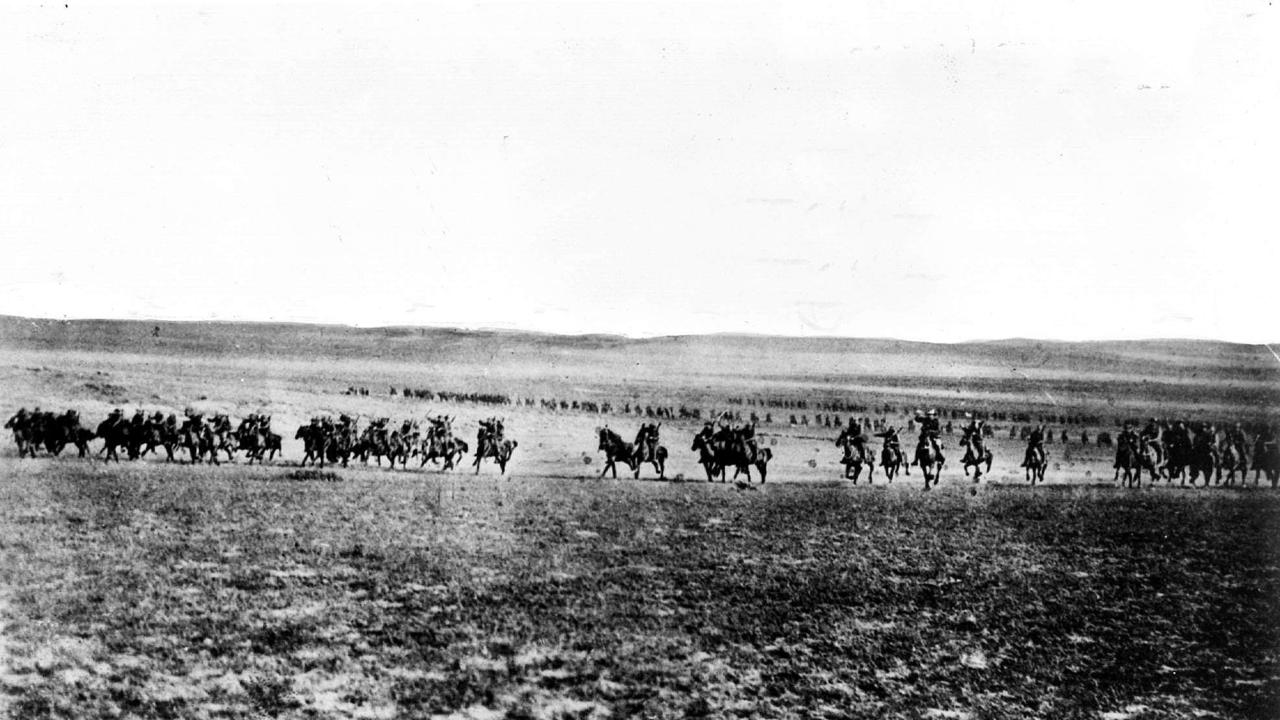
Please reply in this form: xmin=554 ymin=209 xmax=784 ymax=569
xmin=279 ymin=469 xmax=343 ymax=482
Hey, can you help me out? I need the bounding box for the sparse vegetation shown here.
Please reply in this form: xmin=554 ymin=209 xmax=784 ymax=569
xmin=1 ymin=465 xmax=1278 ymax=718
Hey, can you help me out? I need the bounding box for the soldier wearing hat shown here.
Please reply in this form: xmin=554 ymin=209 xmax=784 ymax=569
xmin=1115 ymin=421 xmax=1140 ymax=469
xmin=874 ymin=425 xmax=903 ymax=463
xmin=963 ymin=414 xmax=987 ymax=455
xmin=913 ymin=409 xmax=942 ymax=459
xmin=1022 ymin=424 xmax=1045 ymax=468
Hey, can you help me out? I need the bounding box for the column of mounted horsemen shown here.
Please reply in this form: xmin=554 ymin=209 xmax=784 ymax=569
xmin=4 ymin=406 xmax=1278 ymax=487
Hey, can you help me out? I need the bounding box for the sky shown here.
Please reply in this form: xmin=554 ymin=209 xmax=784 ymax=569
xmin=0 ymin=1 xmax=1276 ymax=342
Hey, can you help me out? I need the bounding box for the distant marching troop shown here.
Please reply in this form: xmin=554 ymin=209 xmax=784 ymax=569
xmin=5 ymin=405 xmax=1279 ymax=487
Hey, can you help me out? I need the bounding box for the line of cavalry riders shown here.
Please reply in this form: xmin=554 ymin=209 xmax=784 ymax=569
xmin=2 ymin=407 xmax=517 ymax=474
xmin=833 ymin=410 xmax=1279 ymax=489
xmin=6 ymin=406 xmax=1279 ymax=487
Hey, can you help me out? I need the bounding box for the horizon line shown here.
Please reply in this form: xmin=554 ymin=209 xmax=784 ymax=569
xmin=1 ymin=313 xmax=1275 ymax=349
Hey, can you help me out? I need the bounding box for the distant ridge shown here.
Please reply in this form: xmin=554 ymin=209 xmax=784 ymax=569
xmin=1 ymin=314 xmax=1270 ymax=350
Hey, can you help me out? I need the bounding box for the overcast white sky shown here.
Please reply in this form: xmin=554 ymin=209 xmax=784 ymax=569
xmin=1 ymin=1 xmax=1275 ymax=342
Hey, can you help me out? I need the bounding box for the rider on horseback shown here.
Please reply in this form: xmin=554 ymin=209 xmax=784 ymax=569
xmin=1228 ymin=423 xmax=1249 ymax=464
xmin=964 ymin=415 xmax=987 ymax=456
xmin=873 ymin=425 xmax=902 ymax=460
xmin=1140 ymin=417 xmax=1164 ymax=465
xmin=842 ymin=417 xmax=868 ymax=461
xmin=478 ymin=417 xmax=503 ymax=453
xmin=712 ymin=412 xmax=734 ymax=447
xmin=1193 ymin=422 xmax=1219 ymax=462
xmin=1021 ymin=424 xmax=1044 ymax=468
xmin=913 ymin=410 xmax=942 ymax=460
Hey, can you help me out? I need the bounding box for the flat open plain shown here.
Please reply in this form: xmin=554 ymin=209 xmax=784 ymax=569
xmin=1 ymin=318 xmax=1278 ymax=719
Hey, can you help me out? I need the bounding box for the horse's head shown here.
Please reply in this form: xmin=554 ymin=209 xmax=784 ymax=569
xmin=695 ymin=426 xmax=720 ymax=453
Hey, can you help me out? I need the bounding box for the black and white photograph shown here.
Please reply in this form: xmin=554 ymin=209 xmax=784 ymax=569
xmin=1 ymin=2 xmax=1277 ymax=718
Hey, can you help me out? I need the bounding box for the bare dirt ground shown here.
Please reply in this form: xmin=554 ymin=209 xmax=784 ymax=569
xmin=1 ymin=318 xmax=1278 ymax=718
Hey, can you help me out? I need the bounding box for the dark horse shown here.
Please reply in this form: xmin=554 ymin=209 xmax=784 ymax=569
xmin=835 ymin=426 xmax=874 ymax=483
xmin=1186 ymin=435 xmax=1218 ymax=487
xmin=879 ymin=440 xmax=907 ymax=481
xmin=1114 ymin=434 xmax=1160 ymax=487
xmin=632 ymin=423 xmax=668 ymax=480
xmin=1218 ymin=440 xmax=1248 ymax=485
xmin=474 ymin=437 xmax=518 ymax=475
xmin=913 ymin=440 xmax=945 ymax=490
xmin=960 ymin=427 xmax=993 ymax=482
xmin=237 ymin=426 xmax=282 ymax=465
xmin=5 ymin=412 xmax=38 ymax=458
xmin=296 ymin=424 xmax=329 ymax=467
xmin=597 ymin=425 xmax=669 ymax=480
xmin=96 ymin=416 xmax=134 ymax=463
xmin=1253 ymin=436 xmax=1279 ymax=487
xmin=1021 ymin=442 xmax=1047 ymax=485
xmin=420 ymin=419 xmax=467 ymax=471
xmin=691 ymin=427 xmax=772 ymax=483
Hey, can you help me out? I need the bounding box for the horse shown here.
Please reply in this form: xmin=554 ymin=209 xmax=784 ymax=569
xmin=420 ymin=421 xmax=465 ymax=471
xmin=386 ymin=427 xmax=416 ymax=469
xmin=1163 ymin=436 xmax=1192 ymax=483
xmin=261 ymin=431 xmax=282 ymax=463
xmin=913 ymin=440 xmax=945 ymax=490
xmin=631 ymin=423 xmax=668 ymax=479
xmin=1218 ymin=441 xmax=1248 ymax=485
xmin=135 ymin=421 xmax=172 ymax=461
xmin=236 ymin=425 xmax=280 ymax=465
xmin=96 ymin=417 xmax=133 ymax=463
xmin=324 ymin=421 xmax=358 ymax=467
xmin=295 ymin=424 xmax=328 ymax=467
xmin=444 ymin=438 xmax=469 ymax=470
xmin=596 ymin=427 xmax=638 ymax=479
xmin=70 ymin=427 xmax=96 ymax=458
xmin=1114 ymin=435 xmax=1160 ymax=487
xmin=1186 ymin=438 xmax=1218 ymax=487
xmin=474 ymin=437 xmax=518 ymax=475
xmin=5 ymin=412 xmax=38 ymax=458
xmin=879 ymin=440 xmax=907 ymax=481
xmin=208 ymin=415 xmax=237 ymax=462
xmin=691 ymin=427 xmax=770 ymax=483
xmin=360 ymin=424 xmax=393 ymax=467
xmin=835 ymin=426 xmax=875 ymax=483
xmin=960 ymin=428 xmax=993 ymax=482
xmin=36 ymin=412 xmax=87 ymax=457
xmin=1253 ymin=437 xmax=1279 ymax=487
xmin=1021 ymin=443 xmax=1047 ymax=485
xmin=691 ymin=431 xmax=720 ymax=482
